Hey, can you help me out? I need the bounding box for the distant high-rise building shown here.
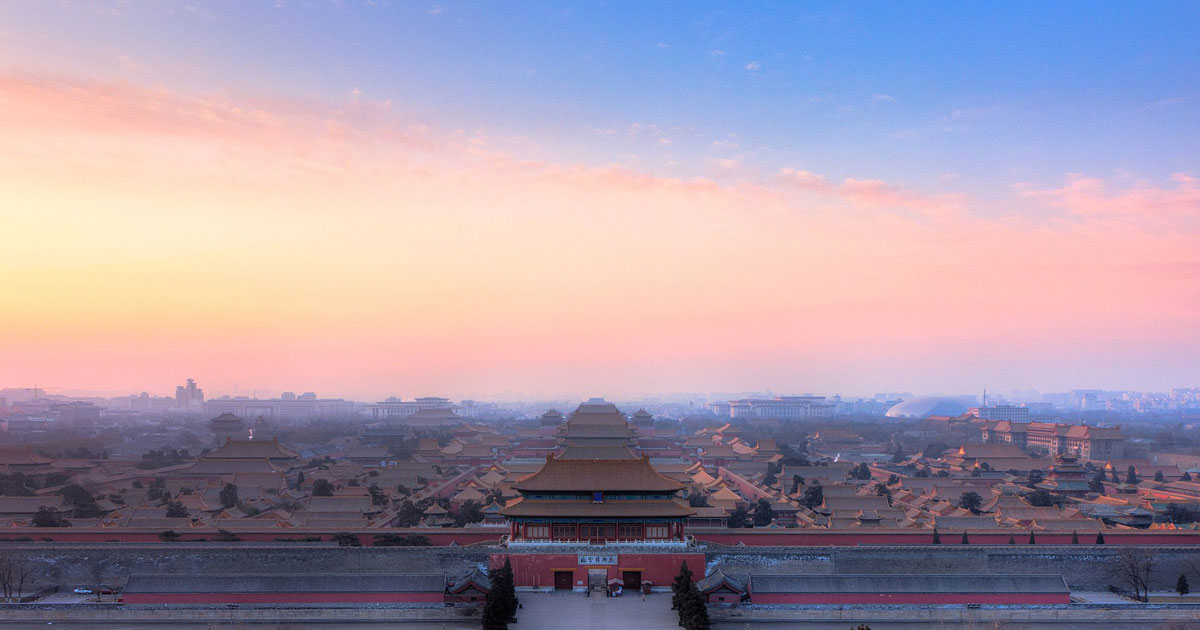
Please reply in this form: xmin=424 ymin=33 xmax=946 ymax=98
xmin=970 ymin=405 xmax=1030 ymax=422
xmin=175 ymin=378 xmax=204 ymax=408
xmin=719 ymin=396 xmax=835 ymax=420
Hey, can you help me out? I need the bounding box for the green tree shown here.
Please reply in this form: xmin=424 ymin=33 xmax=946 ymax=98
xmin=165 ymin=501 xmax=188 ymax=518
xmin=332 ymin=532 xmax=361 ymax=546
xmin=789 ymin=474 xmax=804 ymax=494
xmin=1071 ymin=530 xmax=1079 ymax=544
xmin=158 ymin=530 xmax=180 ymax=542
xmin=395 ymin=500 xmax=423 ymax=527
xmin=960 ymin=531 xmax=969 ymax=544
xmin=455 ymin=500 xmax=484 ymax=526
xmin=1177 ymin=574 xmax=1190 ymax=595
xmin=672 ymin=561 xmax=694 ymax=614
xmin=802 ymin=484 xmax=824 ymax=509
xmin=1155 ymin=470 xmax=1165 ymax=482
xmin=219 ymin=483 xmax=238 ymax=509
xmin=31 ymin=506 xmax=68 ymax=527
xmin=1126 ymin=465 xmax=1139 ymax=485
xmin=498 ymin=557 xmax=518 ymax=622
xmin=1028 ymin=530 xmax=1036 ymax=545
xmin=679 ymin=579 xmax=710 ymax=630
xmin=727 ymin=506 xmax=750 ymax=528
xmin=932 ymin=528 xmax=941 ymax=544
xmin=1088 ymin=477 xmax=1105 ymax=493
xmin=1027 ymin=489 xmax=1054 ymax=507
xmin=957 ymin=491 xmax=983 ymax=513
xmin=1182 ymin=471 xmax=1193 ymax=482
xmin=1026 ymin=470 xmax=1044 ymax=487
xmin=752 ymin=499 xmax=774 ymax=527
xmin=312 ymin=479 xmax=334 ymax=496
xmin=1096 ymin=530 xmax=1105 ymax=544
xmin=481 ymin=584 xmax=509 ymax=630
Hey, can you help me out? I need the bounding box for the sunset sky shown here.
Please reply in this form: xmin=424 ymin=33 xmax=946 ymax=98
xmin=1 ymin=2 xmax=1198 ymax=401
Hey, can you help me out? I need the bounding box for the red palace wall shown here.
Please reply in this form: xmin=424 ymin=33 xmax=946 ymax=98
xmin=122 ymin=592 xmax=445 ymax=604
xmin=491 ymin=552 xmax=705 ymax=589
xmin=690 ymin=530 xmax=1200 ymax=546
xmin=751 ymin=593 xmax=1070 ymax=605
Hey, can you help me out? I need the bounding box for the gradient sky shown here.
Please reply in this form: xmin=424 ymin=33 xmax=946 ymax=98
xmin=1 ymin=1 xmax=1198 ymax=401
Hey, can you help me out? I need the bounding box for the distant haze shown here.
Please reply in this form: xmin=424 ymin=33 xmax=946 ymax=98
xmin=1 ymin=3 xmax=1197 ymax=399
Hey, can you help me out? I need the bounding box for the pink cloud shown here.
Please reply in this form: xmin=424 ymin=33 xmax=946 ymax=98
xmin=778 ymin=168 xmax=964 ymax=217
xmin=1020 ymin=173 xmax=1200 ymax=223
xmin=2 ymin=70 xmax=1198 ymax=397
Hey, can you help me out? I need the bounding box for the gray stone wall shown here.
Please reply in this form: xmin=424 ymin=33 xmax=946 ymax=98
xmin=0 ymin=543 xmax=489 ymax=589
xmin=705 ymin=545 xmax=1200 ymax=591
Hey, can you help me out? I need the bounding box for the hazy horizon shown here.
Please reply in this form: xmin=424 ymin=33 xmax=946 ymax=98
xmin=2 ymin=2 xmax=1198 ymax=400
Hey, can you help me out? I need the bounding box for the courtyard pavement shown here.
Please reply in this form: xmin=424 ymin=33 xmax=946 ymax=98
xmin=511 ymin=591 xmax=679 ymax=630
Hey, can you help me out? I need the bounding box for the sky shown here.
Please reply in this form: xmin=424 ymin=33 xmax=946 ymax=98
xmin=0 ymin=1 xmax=1198 ymax=401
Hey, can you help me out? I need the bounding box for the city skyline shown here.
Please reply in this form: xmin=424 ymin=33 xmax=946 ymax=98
xmin=2 ymin=2 xmax=1198 ymax=400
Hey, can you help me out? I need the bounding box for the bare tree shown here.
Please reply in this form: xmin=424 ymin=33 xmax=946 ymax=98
xmin=1112 ymin=548 xmax=1157 ymax=602
xmin=0 ymin=550 xmax=35 ymax=603
xmin=1184 ymin=554 xmax=1200 ymax=583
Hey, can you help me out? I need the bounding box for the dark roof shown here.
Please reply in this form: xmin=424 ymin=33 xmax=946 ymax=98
xmin=513 ymin=454 xmax=684 ymax=492
xmin=501 ymin=498 xmax=695 ymax=518
xmin=206 ymin=438 xmax=299 ymax=460
xmin=448 ymin=568 xmax=491 ymax=594
xmin=0 ymin=446 xmax=53 ymax=465
xmin=125 ymin=573 xmax=445 ymax=594
xmin=696 ymin=568 xmax=747 ymax=593
xmin=749 ymin=574 xmax=1068 ymax=595
xmin=558 ymin=445 xmax=639 ymax=460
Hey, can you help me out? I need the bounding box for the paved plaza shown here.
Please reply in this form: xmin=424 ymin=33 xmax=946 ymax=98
xmin=512 ymin=591 xmax=678 ymax=629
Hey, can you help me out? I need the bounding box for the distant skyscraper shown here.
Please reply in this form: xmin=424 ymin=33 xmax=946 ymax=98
xmin=175 ymin=378 xmax=204 ymax=408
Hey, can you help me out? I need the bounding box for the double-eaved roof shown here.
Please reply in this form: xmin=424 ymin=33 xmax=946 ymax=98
xmin=513 ymin=454 xmax=683 ymax=493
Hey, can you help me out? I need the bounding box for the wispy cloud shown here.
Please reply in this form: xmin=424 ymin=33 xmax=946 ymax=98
xmin=744 ymin=60 xmax=761 ymax=71
xmin=778 ymin=168 xmax=963 ymax=218
xmin=872 ymin=93 xmax=893 ymax=102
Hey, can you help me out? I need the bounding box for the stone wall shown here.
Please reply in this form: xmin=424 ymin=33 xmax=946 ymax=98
xmin=707 ymin=545 xmax=1200 ymax=591
xmin=0 ymin=543 xmax=489 ymax=589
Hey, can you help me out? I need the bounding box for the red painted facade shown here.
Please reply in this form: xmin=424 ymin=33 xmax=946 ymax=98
xmin=122 ymin=592 xmax=445 ymax=604
xmin=491 ymin=552 xmax=705 ymax=589
xmin=751 ymin=593 xmax=1070 ymax=605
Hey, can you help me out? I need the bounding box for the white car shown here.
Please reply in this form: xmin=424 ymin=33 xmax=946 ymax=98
xmin=72 ymin=588 xmax=93 ymax=595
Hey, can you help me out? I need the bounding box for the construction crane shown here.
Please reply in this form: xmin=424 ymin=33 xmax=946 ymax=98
xmin=18 ymin=386 xmax=60 ymax=400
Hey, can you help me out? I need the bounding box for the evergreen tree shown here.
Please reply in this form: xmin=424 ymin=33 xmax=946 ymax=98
xmin=727 ymin=506 xmax=750 ymax=528
xmin=790 ymin=474 xmax=804 ymax=494
xmin=752 ymin=499 xmax=774 ymax=527
xmin=1177 ymin=574 xmax=1190 ymax=595
xmin=679 ymin=581 xmax=711 ymax=630
xmin=219 ymin=483 xmax=238 ymax=509
xmin=1028 ymin=530 xmax=1036 ymax=544
xmin=802 ymin=484 xmax=824 ymax=509
xmin=1183 ymin=471 xmax=1193 ymax=482
xmin=960 ymin=531 xmax=969 ymax=545
xmin=1125 ymin=465 xmax=1139 ymax=485
xmin=1008 ymin=533 xmax=1015 ymax=544
xmin=1095 ymin=530 xmax=1105 ymax=544
xmin=932 ymin=528 xmax=941 ymax=544
xmin=1155 ymin=470 xmax=1165 ymax=482
xmin=500 ymin=557 xmax=519 ymax=622
xmin=481 ymin=586 xmax=508 ymax=630
xmin=672 ymin=561 xmax=694 ymax=616
xmin=1071 ymin=530 xmax=1079 ymax=544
